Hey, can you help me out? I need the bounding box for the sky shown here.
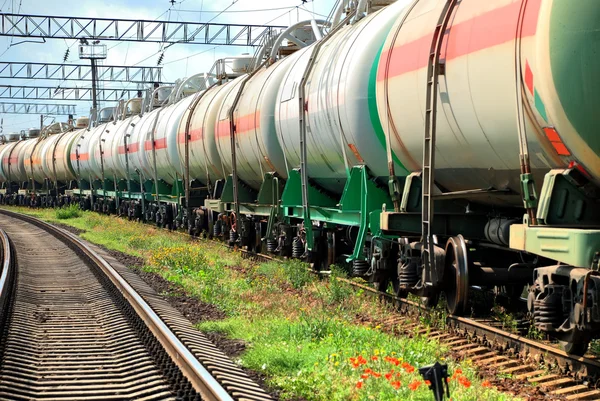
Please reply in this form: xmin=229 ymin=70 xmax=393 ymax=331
xmin=0 ymin=0 xmax=337 ymax=133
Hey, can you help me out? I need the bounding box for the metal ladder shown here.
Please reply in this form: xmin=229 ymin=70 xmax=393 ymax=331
xmin=421 ymin=0 xmax=458 ymax=285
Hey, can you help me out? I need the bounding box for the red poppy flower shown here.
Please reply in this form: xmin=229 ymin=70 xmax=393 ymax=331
xmin=425 ymin=380 xmax=431 ymax=386
xmin=356 ymin=381 xmax=363 ymax=389
xmin=391 ymin=380 xmax=401 ymax=390
xmin=385 ymin=372 xmax=393 ymax=380
xmin=371 ymin=356 xmax=378 ymax=361
xmin=482 ymin=380 xmax=491 ymax=388
xmin=372 ymin=372 xmax=381 ymax=378
xmin=408 ymin=380 xmax=422 ymax=391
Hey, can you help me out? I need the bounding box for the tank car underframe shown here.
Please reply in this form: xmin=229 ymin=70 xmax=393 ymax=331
xmin=0 ymin=177 xmax=75 ymax=208
xmin=379 ymin=166 xmax=600 ymax=354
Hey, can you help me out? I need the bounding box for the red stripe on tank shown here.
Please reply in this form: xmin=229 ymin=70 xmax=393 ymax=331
xmin=119 ymin=142 xmax=141 ymax=154
xmin=144 ymin=137 xmax=167 ymax=151
xmin=378 ymin=0 xmax=542 ymax=81
xmin=177 ymin=128 xmax=203 ymax=144
xmin=216 ymin=112 xmax=260 ymax=138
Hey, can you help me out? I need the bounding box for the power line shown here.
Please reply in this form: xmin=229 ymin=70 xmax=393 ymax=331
xmin=299 ymin=5 xmax=328 ymax=18
xmin=160 ymin=2 xmax=312 ymax=67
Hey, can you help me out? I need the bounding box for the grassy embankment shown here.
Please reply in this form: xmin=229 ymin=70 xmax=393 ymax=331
xmin=9 ymin=205 xmax=519 ymax=401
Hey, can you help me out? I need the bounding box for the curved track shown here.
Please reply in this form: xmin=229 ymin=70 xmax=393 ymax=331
xmin=0 ymin=210 xmax=272 ymax=401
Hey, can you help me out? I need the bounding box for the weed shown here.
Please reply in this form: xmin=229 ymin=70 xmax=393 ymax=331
xmin=286 ymin=259 xmax=312 ymax=290
xmin=492 ymin=305 xmax=519 ymax=334
xmin=324 ymin=266 xmax=352 ymax=305
xmin=55 ymin=204 xmax=81 ymax=219
xmin=526 ymin=323 xmax=545 ymax=341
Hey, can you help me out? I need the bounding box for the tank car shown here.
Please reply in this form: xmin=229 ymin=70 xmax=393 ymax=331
xmin=2 ymin=0 xmax=599 ymax=355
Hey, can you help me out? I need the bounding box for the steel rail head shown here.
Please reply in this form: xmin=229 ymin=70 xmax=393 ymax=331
xmin=0 ymin=227 xmax=11 ymax=303
xmin=0 ymin=209 xmax=233 ymax=401
xmin=0 ymin=226 xmax=14 ymax=338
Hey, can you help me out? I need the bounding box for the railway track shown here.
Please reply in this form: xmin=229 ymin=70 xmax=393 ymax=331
xmin=0 ymin=209 xmax=273 ymax=401
xmin=240 ymin=250 xmax=600 ymax=400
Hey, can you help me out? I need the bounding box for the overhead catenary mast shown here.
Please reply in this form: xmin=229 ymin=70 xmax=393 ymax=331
xmin=78 ymin=39 xmax=107 ymax=111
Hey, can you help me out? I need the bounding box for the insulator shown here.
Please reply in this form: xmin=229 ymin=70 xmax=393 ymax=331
xmin=352 ymin=260 xmax=370 ymax=277
xmin=266 ymin=239 xmax=278 ymax=253
xmin=292 ymin=237 xmax=304 ymax=258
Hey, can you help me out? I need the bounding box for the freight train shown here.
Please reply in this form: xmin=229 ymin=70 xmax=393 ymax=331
xmin=0 ymin=0 xmax=598 ymax=355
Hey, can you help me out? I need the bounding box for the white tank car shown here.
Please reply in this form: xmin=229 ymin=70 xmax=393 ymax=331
xmin=73 ymin=124 xmax=107 ymax=182
xmin=0 ymin=142 xmax=10 ymax=182
xmin=176 ymin=82 xmax=232 ymax=184
xmin=214 ymin=59 xmax=294 ymax=190
xmin=126 ymin=108 xmax=159 ymax=183
xmin=8 ymin=139 xmax=37 ymax=184
xmin=274 ymin=1 xmax=408 ymax=194
xmin=149 ymin=95 xmax=195 ymax=185
xmin=375 ymin=0 xmax=600 ymax=204
xmin=95 ymin=118 xmax=132 ymax=183
xmin=27 ymin=137 xmax=50 ymax=184
xmin=40 ymin=130 xmax=81 ymax=183
xmin=104 ymin=114 xmax=142 ymax=184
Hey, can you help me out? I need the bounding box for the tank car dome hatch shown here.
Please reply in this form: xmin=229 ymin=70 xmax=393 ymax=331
xmin=6 ymin=132 xmax=20 ymax=142
xmin=284 ymin=28 xmax=316 ymax=49
xmin=156 ymin=87 xmax=173 ymax=102
xmin=98 ymin=107 xmax=115 ymax=124
xmin=75 ymin=117 xmax=89 ymax=128
xmin=27 ymin=128 xmax=41 ymax=139
xmin=127 ymin=98 xmax=143 ymax=115
xmin=231 ymin=54 xmax=253 ymax=74
xmin=43 ymin=122 xmax=72 ymax=135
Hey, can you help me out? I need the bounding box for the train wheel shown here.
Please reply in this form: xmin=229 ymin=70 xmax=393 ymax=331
xmin=444 ymin=235 xmax=469 ymax=315
xmin=420 ymin=293 xmax=440 ymax=308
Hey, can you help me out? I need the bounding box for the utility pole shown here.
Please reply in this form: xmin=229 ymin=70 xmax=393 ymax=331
xmin=40 ymin=114 xmax=43 ymax=130
xmin=90 ymin=58 xmax=98 ymax=109
xmin=78 ymin=39 xmax=107 ymax=111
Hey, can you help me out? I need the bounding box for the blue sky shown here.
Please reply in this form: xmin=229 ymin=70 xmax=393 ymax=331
xmin=0 ymin=0 xmax=336 ymax=132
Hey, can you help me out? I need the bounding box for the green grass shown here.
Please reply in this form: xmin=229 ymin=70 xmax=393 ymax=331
xmin=55 ymin=204 xmax=81 ymax=219
xmin=6 ymin=206 xmax=521 ymax=401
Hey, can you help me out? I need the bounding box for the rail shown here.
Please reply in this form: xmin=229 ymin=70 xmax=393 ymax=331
xmin=238 ymin=249 xmax=600 ymax=387
xmin=0 ymin=227 xmax=13 ymax=334
xmin=0 ymin=209 xmax=235 ymax=401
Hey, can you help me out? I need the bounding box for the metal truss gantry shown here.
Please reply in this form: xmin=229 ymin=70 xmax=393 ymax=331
xmin=0 ymin=85 xmax=141 ymax=102
xmin=0 ymin=13 xmax=285 ymax=46
xmin=0 ymin=62 xmax=165 ymax=83
xmin=0 ymin=102 xmax=76 ymax=115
